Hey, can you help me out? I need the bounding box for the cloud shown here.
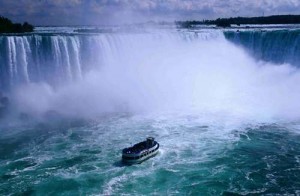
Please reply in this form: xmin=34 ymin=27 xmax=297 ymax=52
xmin=0 ymin=0 xmax=299 ymax=25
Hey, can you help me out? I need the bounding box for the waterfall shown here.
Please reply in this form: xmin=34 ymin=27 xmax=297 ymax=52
xmin=224 ymin=30 xmax=300 ymax=66
xmin=0 ymin=31 xmax=223 ymax=91
xmin=0 ymin=35 xmax=93 ymax=90
xmin=1 ymin=29 xmax=300 ymax=120
xmin=1 ymin=29 xmax=300 ymax=92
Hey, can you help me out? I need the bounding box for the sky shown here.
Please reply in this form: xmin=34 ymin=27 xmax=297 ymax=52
xmin=0 ymin=0 xmax=300 ymax=25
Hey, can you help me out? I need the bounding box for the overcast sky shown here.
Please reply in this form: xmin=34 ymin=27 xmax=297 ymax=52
xmin=0 ymin=0 xmax=300 ymax=25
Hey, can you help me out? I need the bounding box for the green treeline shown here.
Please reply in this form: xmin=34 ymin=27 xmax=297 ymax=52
xmin=0 ymin=16 xmax=34 ymax=33
xmin=176 ymin=15 xmax=300 ymax=28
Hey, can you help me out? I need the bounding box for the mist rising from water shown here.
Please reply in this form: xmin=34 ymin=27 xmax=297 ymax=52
xmin=8 ymin=31 xmax=300 ymax=123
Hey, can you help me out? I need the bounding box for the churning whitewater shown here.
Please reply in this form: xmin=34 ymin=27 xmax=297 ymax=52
xmin=1 ymin=27 xmax=300 ymax=195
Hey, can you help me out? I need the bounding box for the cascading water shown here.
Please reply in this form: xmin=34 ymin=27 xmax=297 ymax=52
xmin=225 ymin=30 xmax=300 ymax=66
xmin=0 ymin=31 xmax=223 ymax=90
xmin=2 ymin=31 xmax=238 ymax=118
xmin=1 ymin=27 xmax=300 ymax=195
xmin=0 ymin=35 xmax=101 ymax=89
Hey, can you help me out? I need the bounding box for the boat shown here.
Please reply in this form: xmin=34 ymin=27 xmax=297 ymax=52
xmin=122 ymin=137 xmax=159 ymax=164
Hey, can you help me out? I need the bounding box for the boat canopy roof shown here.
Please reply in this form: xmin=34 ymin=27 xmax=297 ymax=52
xmin=123 ymin=138 xmax=157 ymax=154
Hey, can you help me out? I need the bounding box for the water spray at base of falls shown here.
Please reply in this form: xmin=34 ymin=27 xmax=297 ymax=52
xmin=1 ymin=30 xmax=300 ymax=123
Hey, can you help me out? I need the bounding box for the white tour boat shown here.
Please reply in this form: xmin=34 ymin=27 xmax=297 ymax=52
xmin=122 ymin=137 xmax=159 ymax=164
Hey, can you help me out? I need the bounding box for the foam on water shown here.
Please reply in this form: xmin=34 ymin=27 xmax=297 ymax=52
xmin=1 ymin=113 xmax=300 ymax=195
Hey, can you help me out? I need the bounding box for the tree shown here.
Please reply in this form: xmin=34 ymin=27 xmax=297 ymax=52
xmin=0 ymin=16 xmax=34 ymax=33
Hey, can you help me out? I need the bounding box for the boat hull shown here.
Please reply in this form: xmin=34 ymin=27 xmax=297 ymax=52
xmin=122 ymin=143 xmax=159 ymax=164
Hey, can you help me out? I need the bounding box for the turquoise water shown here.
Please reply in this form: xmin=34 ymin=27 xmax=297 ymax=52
xmin=1 ymin=115 xmax=300 ymax=195
xmin=1 ymin=26 xmax=300 ymax=195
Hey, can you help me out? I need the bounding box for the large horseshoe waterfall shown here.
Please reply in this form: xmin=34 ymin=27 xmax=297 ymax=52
xmin=1 ymin=26 xmax=300 ymax=195
xmin=2 ymin=30 xmax=300 ymax=91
